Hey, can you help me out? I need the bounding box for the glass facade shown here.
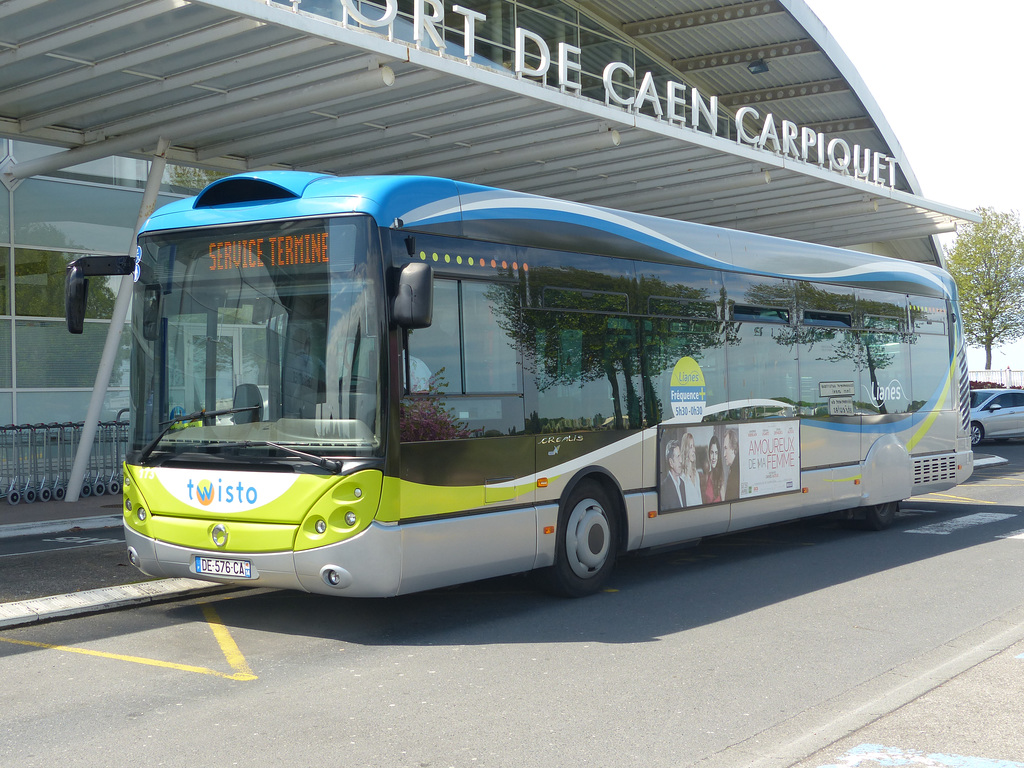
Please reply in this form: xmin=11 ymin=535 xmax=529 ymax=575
xmin=0 ymin=139 xmax=201 ymax=425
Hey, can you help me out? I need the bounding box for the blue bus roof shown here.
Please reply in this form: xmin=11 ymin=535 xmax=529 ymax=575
xmin=143 ymin=171 xmax=956 ymax=300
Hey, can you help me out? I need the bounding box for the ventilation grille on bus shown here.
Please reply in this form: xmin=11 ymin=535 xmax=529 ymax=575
xmin=913 ymin=455 xmax=958 ymax=485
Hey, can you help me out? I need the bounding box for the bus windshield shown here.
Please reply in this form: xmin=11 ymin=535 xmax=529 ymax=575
xmin=129 ymin=214 xmax=385 ymax=464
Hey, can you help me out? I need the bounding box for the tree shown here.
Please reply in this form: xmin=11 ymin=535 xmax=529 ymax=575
xmin=945 ymin=207 xmax=1024 ymax=369
xmin=167 ymin=165 xmax=226 ymax=194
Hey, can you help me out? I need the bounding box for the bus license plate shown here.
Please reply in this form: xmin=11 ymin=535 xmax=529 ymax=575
xmin=194 ymin=555 xmax=252 ymax=579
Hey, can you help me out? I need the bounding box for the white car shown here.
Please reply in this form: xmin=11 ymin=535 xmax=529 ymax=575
xmin=969 ymin=388 xmax=1024 ymax=446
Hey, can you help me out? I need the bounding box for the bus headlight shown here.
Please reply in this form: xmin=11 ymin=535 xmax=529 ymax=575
xmin=344 ymin=511 xmax=357 ymax=526
xmin=136 ymin=507 xmax=147 ymax=522
xmin=314 ymin=518 xmax=327 ymax=534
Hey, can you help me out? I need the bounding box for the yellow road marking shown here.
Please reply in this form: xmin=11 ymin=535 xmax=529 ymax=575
xmin=202 ymin=602 xmax=256 ymax=680
xmin=0 ymin=601 xmax=256 ymax=682
xmin=917 ymin=492 xmax=998 ymax=504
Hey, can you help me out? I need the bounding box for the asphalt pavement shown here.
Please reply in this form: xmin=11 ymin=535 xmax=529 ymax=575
xmin=0 ymin=490 xmax=224 ymax=629
xmin=2 ymin=453 xmax=1022 ymax=768
xmin=0 ymin=453 xmax=1010 ymax=627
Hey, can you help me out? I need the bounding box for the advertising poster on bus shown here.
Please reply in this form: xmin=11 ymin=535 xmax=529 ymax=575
xmin=658 ymin=420 xmax=800 ymax=512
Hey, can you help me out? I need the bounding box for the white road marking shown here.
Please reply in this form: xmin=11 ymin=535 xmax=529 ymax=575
xmin=903 ymin=512 xmax=1015 ymax=535
xmin=815 ymin=743 xmax=1024 ymax=766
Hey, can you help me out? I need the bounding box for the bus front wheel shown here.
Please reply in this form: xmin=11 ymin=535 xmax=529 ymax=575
xmin=542 ymin=481 xmax=619 ymax=598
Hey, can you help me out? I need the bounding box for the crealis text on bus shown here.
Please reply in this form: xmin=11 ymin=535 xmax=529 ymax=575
xmin=333 ymin=0 xmax=899 ymax=188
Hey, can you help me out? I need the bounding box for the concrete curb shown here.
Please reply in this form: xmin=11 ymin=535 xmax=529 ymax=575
xmin=974 ymin=454 xmax=1008 ymax=467
xmin=0 ymin=578 xmax=230 ymax=628
xmin=0 ymin=514 xmax=122 ymax=540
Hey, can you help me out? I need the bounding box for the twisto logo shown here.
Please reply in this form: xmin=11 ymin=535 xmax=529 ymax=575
xmin=195 ymin=479 xmax=216 ymax=506
xmin=188 ymin=477 xmax=259 ymax=506
xmin=158 ymin=468 xmax=299 ymax=512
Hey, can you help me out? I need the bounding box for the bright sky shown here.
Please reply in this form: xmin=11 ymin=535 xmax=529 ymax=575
xmin=802 ymin=0 xmax=1024 ymax=371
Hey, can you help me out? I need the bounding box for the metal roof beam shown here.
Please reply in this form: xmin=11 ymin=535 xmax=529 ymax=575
xmin=718 ymin=78 xmax=849 ymax=110
xmin=0 ymin=0 xmax=185 ymax=64
xmin=763 ymin=212 xmax=956 ymax=245
xmin=283 ymin=96 xmax=547 ymax=169
xmin=725 ymin=198 xmax=878 ymax=231
xmin=537 ymin=156 xmax=759 ymax=203
xmin=367 ymin=123 xmax=617 ymax=178
xmin=617 ymin=170 xmax=774 ymax=209
xmin=201 ymin=85 xmax=499 ymax=162
xmin=315 ymin=108 xmax=588 ymax=175
xmin=0 ymin=18 xmax=263 ymax=102
xmin=437 ymin=129 xmax=623 ymax=181
xmin=20 ymin=37 xmax=337 ymax=133
xmin=623 ymin=1 xmax=785 ymax=38
xmin=801 ymin=117 xmax=875 ymax=134
xmin=646 ymin=179 xmax=837 ymax=220
xmin=672 ymin=38 xmax=821 ymax=73
xmin=749 ymin=206 xmax=939 ymax=238
xmin=827 ymin=221 xmax=957 ymax=246
xmin=182 ymin=69 xmax=444 ymax=151
xmin=4 ymin=64 xmax=396 ymax=180
xmin=484 ymin=136 xmax=691 ymax=192
xmin=0 ymin=0 xmax=50 ymax=23
xmin=79 ymin=53 xmax=384 ymax=142
xmin=685 ymin=185 xmax=850 ymax=222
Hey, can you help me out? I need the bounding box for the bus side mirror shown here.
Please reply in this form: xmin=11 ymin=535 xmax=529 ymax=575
xmin=65 ymin=263 xmax=88 ymax=334
xmin=65 ymin=255 xmax=134 ymax=334
xmin=392 ymin=262 xmax=433 ymax=329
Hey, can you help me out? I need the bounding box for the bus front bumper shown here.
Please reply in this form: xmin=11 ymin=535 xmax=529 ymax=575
xmin=124 ymin=521 xmax=403 ymax=598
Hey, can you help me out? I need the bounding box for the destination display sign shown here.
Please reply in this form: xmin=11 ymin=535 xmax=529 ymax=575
xmin=207 ymin=231 xmax=330 ymax=271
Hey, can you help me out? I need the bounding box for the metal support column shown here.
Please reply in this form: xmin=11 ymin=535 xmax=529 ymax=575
xmin=65 ymin=138 xmax=171 ymax=503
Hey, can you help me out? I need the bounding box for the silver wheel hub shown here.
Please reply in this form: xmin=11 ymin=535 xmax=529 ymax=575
xmin=565 ymin=498 xmax=610 ymax=579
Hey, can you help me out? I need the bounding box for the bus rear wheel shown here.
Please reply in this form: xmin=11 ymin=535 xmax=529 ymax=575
xmin=862 ymin=501 xmax=898 ymax=531
xmin=542 ymin=481 xmax=619 ymax=598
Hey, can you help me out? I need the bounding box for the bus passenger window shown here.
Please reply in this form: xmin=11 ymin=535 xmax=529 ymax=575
xmin=462 ymin=281 xmax=519 ymax=393
xmin=406 ymin=279 xmax=462 ymax=394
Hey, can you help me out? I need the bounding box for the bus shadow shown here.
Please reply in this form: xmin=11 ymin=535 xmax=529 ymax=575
xmin=171 ymin=500 xmax=1024 ymax=647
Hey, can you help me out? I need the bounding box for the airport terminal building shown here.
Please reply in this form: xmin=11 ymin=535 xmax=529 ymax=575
xmin=0 ymin=0 xmax=975 ymax=427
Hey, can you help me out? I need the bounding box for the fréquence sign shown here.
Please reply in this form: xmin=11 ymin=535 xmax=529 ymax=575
xmin=327 ymin=0 xmax=899 ymax=188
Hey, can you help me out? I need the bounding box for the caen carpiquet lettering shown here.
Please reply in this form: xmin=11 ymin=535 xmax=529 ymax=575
xmin=333 ymin=0 xmax=898 ymax=188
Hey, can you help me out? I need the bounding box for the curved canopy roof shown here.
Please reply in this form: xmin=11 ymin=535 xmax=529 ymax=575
xmin=0 ymin=0 xmax=975 ymax=265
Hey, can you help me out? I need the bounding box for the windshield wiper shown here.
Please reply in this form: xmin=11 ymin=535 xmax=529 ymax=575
xmin=137 ymin=404 xmax=261 ymax=463
xmin=207 ymin=440 xmax=342 ymax=474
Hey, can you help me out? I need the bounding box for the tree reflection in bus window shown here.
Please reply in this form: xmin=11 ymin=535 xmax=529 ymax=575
xmin=528 ymin=311 xmax=641 ymax=433
xmin=725 ymin=275 xmax=797 ymax=420
xmin=405 ymin=279 xmax=461 ymax=395
xmin=636 ymin=264 xmax=724 ymax=425
xmin=857 ymin=289 xmax=911 ymax=415
xmin=402 ymin=278 xmax=523 ymax=441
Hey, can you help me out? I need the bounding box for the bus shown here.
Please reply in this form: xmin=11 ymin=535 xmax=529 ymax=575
xmin=66 ymin=172 xmax=973 ymax=598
